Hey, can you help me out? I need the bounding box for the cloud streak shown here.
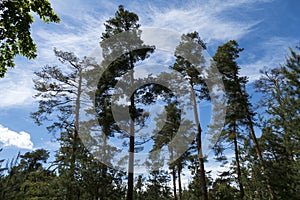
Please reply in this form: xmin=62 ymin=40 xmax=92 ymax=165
xmin=240 ymin=36 xmax=299 ymax=82
xmin=138 ymin=0 xmax=269 ymax=43
xmin=0 ymin=66 xmax=35 ymax=108
xmin=0 ymin=0 xmax=296 ymax=109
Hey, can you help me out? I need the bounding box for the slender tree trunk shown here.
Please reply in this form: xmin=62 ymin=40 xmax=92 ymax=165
xmin=170 ymin=148 xmax=177 ymax=200
xmin=100 ymin=138 xmax=107 ymax=200
xmin=71 ymin=67 xmax=83 ymax=200
xmin=190 ymin=82 xmax=208 ymax=200
xmin=247 ymin=114 xmax=274 ymax=200
xmin=177 ymin=165 xmax=182 ymax=200
xmin=238 ymin=88 xmax=275 ymax=200
xmin=172 ymin=166 xmax=177 ymax=200
xmin=127 ymin=57 xmax=135 ymax=200
xmin=233 ymin=122 xmax=244 ymax=199
xmin=252 ymin=168 xmax=263 ymax=200
xmin=127 ymin=135 xmax=134 ymax=200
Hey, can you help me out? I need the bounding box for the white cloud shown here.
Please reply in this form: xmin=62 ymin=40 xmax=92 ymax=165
xmin=0 ymin=124 xmax=34 ymax=150
xmin=0 ymin=66 xmax=35 ymax=108
xmin=0 ymin=3 xmax=106 ymax=109
xmin=179 ymin=157 xmax=232 ymax=188
xmin=140 ymin=0 xmax=267 ymax=43
xmin=43 ymin=0 xmax=272 ymax=58
xmin=0 ymin=0 xmax=287 ymax=110
xmin=34 ymin=14 xmax=104 ymax=60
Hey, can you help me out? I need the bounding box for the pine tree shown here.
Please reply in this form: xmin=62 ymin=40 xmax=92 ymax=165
xmin=0 ymin=151 xmax=23 ymax=200
xmin=208 ymin=171 xmax=238 ymax=200
xmin=150 ymin=99 xmax=193 ymax=200
xmin=144 ymin=170 xmax=172 ymax=200
xmin=152 ymin=102 xmax=180 ymax=200
xmin=99 ymin=5 xmax=154 ymax=200
xmin=0 ymin=149 xmax=60 ymax=200
xmin=254 ymin=46 xmax=300 ymax=199
xmin=213 ymin=40 xmax=274 ymax=199
xmin=171 ymin=31 xmax=209 ymax=200
xmin=32 ymin=49 xmax=100 ymax=199
xmin=19 ymin=149 xmax=60 ymax=200
xmin=212 ymin=40 xmax=246 ymax=199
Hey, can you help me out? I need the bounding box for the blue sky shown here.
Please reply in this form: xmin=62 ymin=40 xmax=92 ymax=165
xmin=0 ymin=0 xmax=299 ymax=175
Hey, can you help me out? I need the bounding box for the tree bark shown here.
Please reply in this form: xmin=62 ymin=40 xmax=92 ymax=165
xmin=190 ymin=82 xmax=208 ymax=200
xmin=177 ymin=165 xmax=182 ymax=200
xmin=172 ymin=166 xmax=177 ymax=200
xmin=100 ymin=138 xmax=107 ymax=200
xmin=233 ymin=122 xmax=244 ymax=199
xmin=127 ymin=57 xmax=135 ymax=200
xmin=238 ymin=88 xmax=274 ymax=200
xmin=71 ymin=66 xmax=83 ymax=200
xmin=127 ymin=136 xmax=134 ymax=200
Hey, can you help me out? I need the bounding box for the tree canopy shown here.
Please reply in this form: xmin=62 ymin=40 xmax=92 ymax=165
xmin=0 ymin=0 xmax=60 ymax=77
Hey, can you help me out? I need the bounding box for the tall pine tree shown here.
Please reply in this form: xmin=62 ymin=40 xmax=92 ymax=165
xmin=99 ymin=5 xmax=154 ymax=200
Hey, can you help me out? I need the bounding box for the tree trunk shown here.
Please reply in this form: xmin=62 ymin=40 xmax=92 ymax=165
xmin=252 ymin=168 xmax=263 ymax=200
xmin=247 ymin=114 xmax=274 ymax=200
xmin=100 ymin=139 xmax=107 ymax=199
xmin=177 ymin=165 xmax=182 ymax=200
xmin=238 ymin=88 xmax=274 ymax=200
xmin=71 ymin=67 xmax=83 ymax=200
xmin=127 ymin=135 xmax=134 ymax=200
xmin=172 ymin=166 xmax=177 ymax=200
xmin=127 ymin=58 xmax=135 ymax=200
xmin=233 ymin=122 xmax=244 ymax=199
xmin=190 ymin=83 xmax=208 ymax=200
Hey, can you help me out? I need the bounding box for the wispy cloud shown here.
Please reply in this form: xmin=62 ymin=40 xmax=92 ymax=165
xmin=0 ymin=65 xmax=35 ymax=108
xmin=0 ymin=124 xmax=34 ymax=150
xmin=34 ymin=14 xmax=105 ymax=60
xmin=240 ymin=36 xmax=299 ymax=82
xmin=0 ymin=0 xmax=293 ymax=110
xmin=138 ymin=0 xmax=271 ymax=43
xmin=180 ymin=154 xmax=233 ymax=186
xmin=0 ymin=2 xmax=106 ymax=108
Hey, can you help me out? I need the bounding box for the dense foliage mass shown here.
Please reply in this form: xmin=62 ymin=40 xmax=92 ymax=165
xmin=0 ymin=0 xmax=60 ymax=77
